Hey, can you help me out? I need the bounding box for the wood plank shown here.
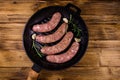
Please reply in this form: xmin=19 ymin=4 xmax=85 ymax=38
xmin=0 ymin=0 xmax=73 ymax=3
xmin=76 ymin=1 xmax=120 ymax=15
xmin=88 ymin=40 xmax=120 ymax=48
xmin=100 ymin=49 xmax=120 ymax=67
xmin=0 ymin=1 xmax=119 ymax=15
xmin=75 ymin=52 xmax=100 ymax=67
xmin=0 ymin=2 xmax=34 ymax=14
xmin=0 ymin=50 xmax=32 ymax=67
xmin=0 ymin=24 xmax=24 ymax=51
xmin=0 ymin=41 xmax=23 ymax=50
xmin=0 ymin=14 xmax=30 ymax=23
xmin=0 ymin=67 xmax=111 ymax=80
xmin=0 ymin=23 xmax=24 ymax=41
xmin=0 ymin=67 xmax=119 ymax=80
xmin=39 ymin=67 xmax=111 ymax=80
xmin=0 ymin=67 xmax=29 ymax=80
xmin=75 ymin=47 xmax=101 ymax=67
xmin=88 ymin=24 xmax=120 ymax=40
xmin=82 ymin=15 xmax=120 ymax=24
xmin=109 ymin=67 xmax=120 ymax=80
xmin=0 ymin=1 xmax=71 ymax=15
xmin=0 ymin=0 xmax=38 ymax=2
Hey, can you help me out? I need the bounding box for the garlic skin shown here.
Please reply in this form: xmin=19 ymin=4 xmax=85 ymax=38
xmin=32 ymin=33 xmax=36 ymax=40
xmin=63 ymin=18 xmax=68 ymax=23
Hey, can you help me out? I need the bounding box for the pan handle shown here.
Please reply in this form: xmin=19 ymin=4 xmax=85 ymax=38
xmin=65 ymin=3 xmax=81 ymax=15
xmin=27 ymin=64 xmax=42 ymax=80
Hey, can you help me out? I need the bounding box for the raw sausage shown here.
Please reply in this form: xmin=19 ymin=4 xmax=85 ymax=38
xmin=41 ymin=32 xmax=73 ymax=55
xmin=32 ymin=12 xmax=61 ymax=32
xmin=36 ymin=23 xmax=68 ymax=43
xmin=46 ymin=42 xmax=79 ymax=63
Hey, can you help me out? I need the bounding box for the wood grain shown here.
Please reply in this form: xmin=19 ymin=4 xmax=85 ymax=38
xmin=0 ymin=67 xmax=29 ymax=80
xmin=0 ymin=67 xmax=119 ymax=80
xmin=0 ymin=67 xmax=111 ymax=80
xmin=100 ymin=49 xmax=120 ymax=66
xmin=0 ymin=48 xmax=100 ymax=67
xmin=0 ymin=50 xmax=32 ymax=67
xmin=0 ymin=0 xmax=120 ymax=80
xmin=75 ymin=49 xmax=100 ymax=67
xmin=109 ymin=67 xmax=120 ymax=80
xmin=88 ymin=40 xmax=120 ymax=48
xmin=39 ymin=67 xmax=111 ymax=80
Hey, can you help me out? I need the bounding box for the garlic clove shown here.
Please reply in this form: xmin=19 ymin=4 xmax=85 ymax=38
xmin=63 ymin=18 xmax=68 ymax=23
xmin=74 ymin=38 xmax=81 ymax=42
xmin=32 ymin=33 xmax=36 ymax=40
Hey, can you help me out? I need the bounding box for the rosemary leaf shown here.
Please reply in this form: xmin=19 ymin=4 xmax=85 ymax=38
xmin=69 ymin=14 xmax=82 ymax=37
xmin=77 ymin=29 xmax=80 ymax=37
xmin=32 ymin=40 xmax=42 ymax=57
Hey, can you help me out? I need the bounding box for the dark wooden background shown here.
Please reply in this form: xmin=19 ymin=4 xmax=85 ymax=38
xmin=0 ymin=0 xmax=120 ymax=80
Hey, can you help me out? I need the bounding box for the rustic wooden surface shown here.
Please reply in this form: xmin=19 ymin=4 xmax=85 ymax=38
xmin=0 ymin=0 xmax=120 ymax=80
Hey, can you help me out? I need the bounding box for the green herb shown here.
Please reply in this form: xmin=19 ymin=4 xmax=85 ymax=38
xmin=68 ymin=14 xmax=81 ymax=37
xmin=32 ymin=40 xmax=43 ymax=57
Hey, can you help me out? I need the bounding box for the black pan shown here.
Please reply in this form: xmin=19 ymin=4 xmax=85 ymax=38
xmin=23 ymin=3 xmax=88 ymax=71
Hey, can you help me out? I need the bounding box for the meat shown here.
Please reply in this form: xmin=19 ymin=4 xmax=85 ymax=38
xmin=32 ymin=12 xmax=80 ymax=64
xmin=46 ymin=42 xmax=79 ymax=63
xmin=41 ymin=32 xmax=73 ymax=55
xmin=32 ymin=12 xmax=61 ymax=32
xmin=36 ymin=23 xmax=68 ymax=43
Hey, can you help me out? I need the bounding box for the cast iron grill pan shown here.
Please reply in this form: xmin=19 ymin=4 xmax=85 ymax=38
xmin=23 ymin=3 xmax=88 ymax=70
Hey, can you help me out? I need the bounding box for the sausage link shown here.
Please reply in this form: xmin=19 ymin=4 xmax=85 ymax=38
xmin=46 ymin=42 xmax=79 ymax=63
xmin=41 ymin=32 xmax=73 ymax=55
xmin=32 ymin=12 xmax=61 ymax=32
xmin=36 ymin=23 xmax=67 ymax=43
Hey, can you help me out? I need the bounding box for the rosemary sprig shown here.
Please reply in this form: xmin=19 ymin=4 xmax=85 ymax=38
xmin=32 ymin=40 xmax=43 ymax=57
xmin=68 ymin=14 xmax=81 ymax=37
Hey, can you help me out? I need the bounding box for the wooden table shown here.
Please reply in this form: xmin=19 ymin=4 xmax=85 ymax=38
xmin=0 ymin=0 xmax=120 ymax=80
